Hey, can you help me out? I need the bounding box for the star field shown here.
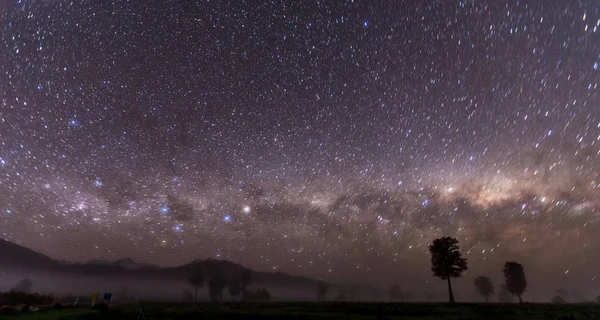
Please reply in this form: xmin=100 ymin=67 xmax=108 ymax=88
xmin=2 ymin=0 xmax=600 ymax=298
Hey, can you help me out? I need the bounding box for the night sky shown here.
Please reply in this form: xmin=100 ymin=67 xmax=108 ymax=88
xmin=2 ymin=0 xmax=600 ymax=296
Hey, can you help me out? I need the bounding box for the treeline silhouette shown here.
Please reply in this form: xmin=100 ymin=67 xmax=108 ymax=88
xmin=428 ymin=236 xmax=528 ymax=303
xmin=4 ymin=236 xmax=600 ymax=306
xmin=187 ymin=269 xmax=271 ymax=302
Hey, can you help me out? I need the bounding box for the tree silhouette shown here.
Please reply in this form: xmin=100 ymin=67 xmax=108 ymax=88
xmin=256 ymin=288 xmax=271 ymax=301
xmin=474 ymin=276 xmax=494 ymax=303
xmin=188 ymin=270 xmax=204 ymax=303
xmin=556 ymin=288 xmax=568 ymax=300
xmin=388 ymin=285 xmax=404 ymax=302
xmin=428 ymin=237 xmax=468 ymax=303
xmin=10 ymin=278 xmax=33 ymax=293
xmin=503 ymin=261 xmax=527 ymax=303
xmin=208 ymin=274 xmax=227 ymax=302
xmin=317 ymin=280 xmax=329 ymax=301
xmin=228 ymin=277 xmax=242 ymax=301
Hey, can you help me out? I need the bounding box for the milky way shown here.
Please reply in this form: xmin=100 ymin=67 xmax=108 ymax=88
xmin=2 ymin=0 xmax=600 ymax=298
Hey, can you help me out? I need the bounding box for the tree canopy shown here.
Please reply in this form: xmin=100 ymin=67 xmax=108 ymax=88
xmin=428 ymin=237 xmax=467 ymax=303
xmin=503 ymin=261 xmax=527 ymax=303
xmin=474 ymin=276 xmax=494 ymax=302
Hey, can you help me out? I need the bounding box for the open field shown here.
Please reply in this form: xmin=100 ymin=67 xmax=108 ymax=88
xmin=3 ymin=302 xmax=600 ymax=320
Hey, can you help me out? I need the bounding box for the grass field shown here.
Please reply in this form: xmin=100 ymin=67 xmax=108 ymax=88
xmin=3 ymin=302 xmax=600 ymax=320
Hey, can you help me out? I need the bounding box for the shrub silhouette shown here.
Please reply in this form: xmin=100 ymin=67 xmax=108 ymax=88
xmin=503 ymin=261 xmax=527 ymax=303
xmin=256 ymin=288 xmax=271 ymax=301
xmin=474 ymin=276 xmax=494 ymax=303
xmin=242 ymin=288 xmax=271 ymax=301
xmin=428 ymin=237 xmax=467 ymax=303
xmin=556 ymin=288 xmax=568 ymax=299
xmin=188 ymin=270 xmax=204 ymax=303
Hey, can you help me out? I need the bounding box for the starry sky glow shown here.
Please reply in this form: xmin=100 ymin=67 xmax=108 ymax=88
xmin=2 ymin=0 xmax=600 ymax=296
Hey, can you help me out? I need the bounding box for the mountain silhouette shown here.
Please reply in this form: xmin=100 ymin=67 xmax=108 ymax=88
xmin=0 ymin=239 xmax=320 ymax=289
xmin=0 ymin=238 xmax=61 ymax=271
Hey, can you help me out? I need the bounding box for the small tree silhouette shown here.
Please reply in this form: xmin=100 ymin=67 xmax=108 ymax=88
xmin=10 ymin=279 xmax=33 ymax=293
xmin=503 ymin=261 xmax=527 ymax=303
xmin=556 ymin=288 xmax=568 ymax=300
xmin=428 ymin=237 xmax=468 ymax=303
xmin=188 ymin=270 xmax=204 ymax=303
xmin=317 ymin=280 xmax=329 ymax=301
xmin=474 ymin=276 xmax=494 ymax=302
xmin=228 ymin=277 xmax=241 ymax=301
xmin=256 ymin=288 xmax=271 ymax=301
xmin=208 ymin=274 xmax=227 ymax=302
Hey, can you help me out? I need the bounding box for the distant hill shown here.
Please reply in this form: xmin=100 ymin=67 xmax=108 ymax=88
xmin=0 ymin=239 xmax=320 ymax=289
xmin=0 ymin=238 xmax=61 ymax=271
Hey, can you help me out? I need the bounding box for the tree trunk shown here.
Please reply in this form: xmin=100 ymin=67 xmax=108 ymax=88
xmin=484 ymin=296 xmax=488 ymax=303
xmin=517 ymin=294 xmax=523 ymax=304
xmin=446 ymin=277 xmax=455 ymax=303
xmin=194 ymin=285 xmax=198 ymax=303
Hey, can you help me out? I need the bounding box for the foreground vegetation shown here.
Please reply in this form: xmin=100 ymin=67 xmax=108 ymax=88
xmin=3 ymin=302 xmax=600 ymax=320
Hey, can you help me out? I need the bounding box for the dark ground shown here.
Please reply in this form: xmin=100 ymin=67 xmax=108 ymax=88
xmin=4 ymin=302 xmax=600 ymax=320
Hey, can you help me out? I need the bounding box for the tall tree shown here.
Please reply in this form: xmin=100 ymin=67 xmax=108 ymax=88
xmin=474 ymin=276 xmax=494 ymax=302
xmin=428 ymin=237 xmax=468 ymax=303
xmin=208 ymin=274 xmax=228 ymax=302
xmin=503 ymin=261 xmax=527 ymax=303
xmin=317 ymin=280 xmax=329 ymax=301
xmin=228 ymin=277 xmax=242 ymax=301
xmin=188 ymin=270 xmax=204 ymax=303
